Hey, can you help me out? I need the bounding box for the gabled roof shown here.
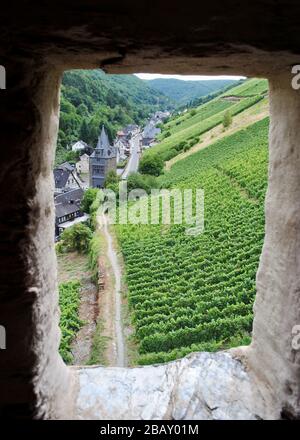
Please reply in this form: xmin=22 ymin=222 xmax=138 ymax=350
xmin=123 ymin=124 xmax=138 ymax=134
xmin=54 ymin=162 xmax=80 ymax=189
xmin=79 ymin=153 xmax=90 ymax=160
xmin=60 ymin=161 xmax=74 ymax=172
xmin=72 ymin=140 xmax=88 ymax=151
xmin=114 ymin=137 xmax=129 ymax=148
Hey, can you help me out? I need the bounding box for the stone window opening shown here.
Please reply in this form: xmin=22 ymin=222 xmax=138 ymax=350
xmin=1 ymin=38 xmax=300 ymax=420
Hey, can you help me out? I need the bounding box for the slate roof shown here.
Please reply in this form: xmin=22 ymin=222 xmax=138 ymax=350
xmin=53 ymin=167 xmax=70 ymax=189
xmin=91 ymin=125 xmax=116 ymax=159
xmin=60 ymin=161 xmax=74 ymax=172
xmin=54 ymin=162 xmax=81 ymax=189
xmin=123 ymin=124 xmax=138 ymax=134
xmin=55 ymin=188 xmax=84 ymax=219
xmin=142 ymin=122 xmax=161 ymax=140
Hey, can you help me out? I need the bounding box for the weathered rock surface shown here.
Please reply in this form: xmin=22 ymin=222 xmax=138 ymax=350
xmin=73 ymin=351 xmax=275 ymax=420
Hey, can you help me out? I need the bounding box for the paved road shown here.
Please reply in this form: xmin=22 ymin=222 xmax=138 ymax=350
xmin=122 ymin=133 xmax=141 ymax=180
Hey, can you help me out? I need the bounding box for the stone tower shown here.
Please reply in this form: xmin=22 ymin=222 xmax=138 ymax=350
xmin=89 ymin=126 xmax=116 ymax=188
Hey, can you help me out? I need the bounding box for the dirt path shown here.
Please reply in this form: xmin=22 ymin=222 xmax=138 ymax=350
xmin=71 ymin=279 xmax=98 ymax=365
xmin=97 ymin=213 xmax=126 ymax=367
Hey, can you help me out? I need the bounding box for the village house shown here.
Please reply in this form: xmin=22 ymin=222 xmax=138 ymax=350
xmin=114 ymin=137 xmax=130 ymax=163
xmin=53 ymin=162 xmax=83 ymax=194
xmin=141 ymin=121 xmax=161 ymax=147
xmin=89 ymin=126 xmax=117 ymax=188
xmin=123 ymin=124 xmax=139 ymax=137
xmin=54 ymin=188 xmax=86 ymax=237
xmin=71 ymin=140 xmax=89 ymax=152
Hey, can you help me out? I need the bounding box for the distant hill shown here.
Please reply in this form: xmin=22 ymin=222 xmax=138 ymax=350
xmin=144 ymin=78 xmax=238 ymax=106
xmin=144 ymin=78 xmax=268 ymax=163
xmin=57 ymin=70 xmax=174 ymax=164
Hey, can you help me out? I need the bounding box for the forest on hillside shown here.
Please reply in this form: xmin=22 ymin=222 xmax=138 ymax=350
xmin=144 ymin=78 xmax=239 ymax=105
xmin=56 ymin=70 xmax=174 ymax=164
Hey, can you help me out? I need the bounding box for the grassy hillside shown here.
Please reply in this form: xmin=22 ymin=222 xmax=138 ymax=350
xmin=165 ymin=95 xmax=269 ymax=171
xmin=223 ymin=78 xmax=268 ymax=97
xmin=144 ymin=78 xmax=238 ymax=105
xmin=116 ymin=117 xmax=269 ymax=365
xmin=57 ymin=70 xmax=174 ymax=165
xmin=144 ymin=78 xmax=268 ymax=163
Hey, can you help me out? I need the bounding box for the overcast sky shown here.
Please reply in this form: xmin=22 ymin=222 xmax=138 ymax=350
xmin=134 ymin=73 xmax=245 ymax=81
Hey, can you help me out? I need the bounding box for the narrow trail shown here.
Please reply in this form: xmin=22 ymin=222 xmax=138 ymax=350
xmin=98 ymin=213 xmax=126 ymax=367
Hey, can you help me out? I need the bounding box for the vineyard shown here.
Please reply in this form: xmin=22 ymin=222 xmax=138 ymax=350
xmin=116 ymin=117 xmax=269 ymax=365
xmin=59 ymin=281 xmax=83 ymax=363
xmin=145 ymin=78 xmax=268 ymax=162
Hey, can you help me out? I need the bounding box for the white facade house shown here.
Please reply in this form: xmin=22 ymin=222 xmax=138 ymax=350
xmin=114 ymin=138 xmax=130 ymax=163
xmin=71 ymin=140 xmax=88 ymax=152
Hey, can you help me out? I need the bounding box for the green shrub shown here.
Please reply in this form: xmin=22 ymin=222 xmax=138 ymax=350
xmin=163 ymin=148 xmax=178 ymax=161
xmin=175 ymin=141 xmax=186 ymax=152
xmin=223 ymin=110 xmax=232 ymax=128
xmin=139 ymin=153 xmax=164 ymax=176
xmin=81 ymin=188 xmax=99 ymax=213
xmin=127 ymin=172 xmax=159 ymax=194
xmin=59 ymin=223 xmax=92 ymax=254
xmin=105 ymin=169 xmax=120 ymax=188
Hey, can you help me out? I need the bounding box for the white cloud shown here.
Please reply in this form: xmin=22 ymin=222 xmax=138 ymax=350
xmin=134 ymin=73 xmax=245 ymax=81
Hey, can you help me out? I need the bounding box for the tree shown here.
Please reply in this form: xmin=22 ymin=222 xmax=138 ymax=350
xmin=59 ymin=223 xmax=92 ymax=254
xmin=127 ymin=172 xmax=158 ymax=194
xmin=81 ymin=188 xmax=99 ymax=213
xmin=139 ymin=154 xmax=164 ymax=176
xmin=223 ymin=110 xmax=232 ymax=128
xmin=104 ymin=170 xmax=120 ymax=188
xmin=79 ymin=118 xmax=90 ymax=143
xmin=77 ymin=103 xmax=89 ymax=117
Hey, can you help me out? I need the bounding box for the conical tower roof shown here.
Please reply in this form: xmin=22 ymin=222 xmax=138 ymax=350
xmin=96 ymin=125 xmax=110 ymax=150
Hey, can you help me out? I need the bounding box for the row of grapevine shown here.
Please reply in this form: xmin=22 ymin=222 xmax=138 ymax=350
xmin=59 ymin=281 xmax=83 ymax=364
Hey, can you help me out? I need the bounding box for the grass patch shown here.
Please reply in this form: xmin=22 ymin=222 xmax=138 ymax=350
xmin=86 ymin=319 xmax=110 ymax=366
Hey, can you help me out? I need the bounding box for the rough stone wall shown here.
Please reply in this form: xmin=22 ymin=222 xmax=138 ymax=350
xmin=0 ymin=0 xmax=300 ymax=419
xmin=0 ymin=61 xmax=73 ymax=418
xmin=247 ymin=74 xmax=300 ymax=419
xmin=74 ymin=351 xmax=275 ymax=420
